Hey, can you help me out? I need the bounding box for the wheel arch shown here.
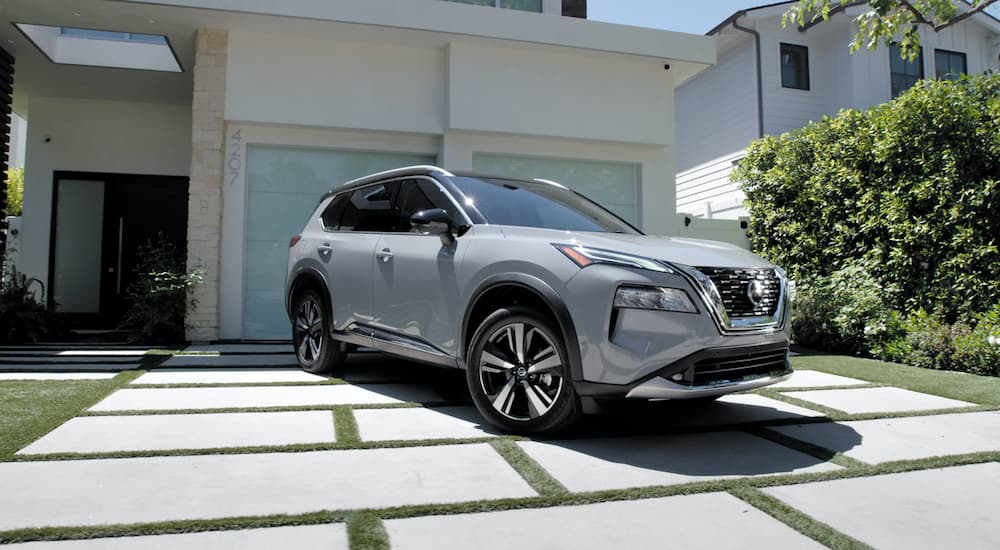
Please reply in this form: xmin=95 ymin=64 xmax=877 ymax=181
xmin=461 ymin=274 xmax=583 ymax=382
xmin=286 ymin=268 xmax=332 ymax=323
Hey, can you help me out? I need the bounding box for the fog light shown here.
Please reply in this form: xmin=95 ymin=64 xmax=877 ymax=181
xmin=670 ymin=373 xmax=684 ymax=381
xmin=614 ymin=286 xmax=697 ymax=313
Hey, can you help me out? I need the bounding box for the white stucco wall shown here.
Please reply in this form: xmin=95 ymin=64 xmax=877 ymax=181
xmin=19 ymin=97 xmax=191 ymax=294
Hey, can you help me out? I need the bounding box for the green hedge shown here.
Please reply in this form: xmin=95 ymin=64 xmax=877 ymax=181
xmin=734 ymin=74 xmax=1000 ymax=322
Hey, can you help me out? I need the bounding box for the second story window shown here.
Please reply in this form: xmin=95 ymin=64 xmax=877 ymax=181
xmin=934 ymin=49 xmax=967 ymax=80
xmin=446 ymin=0 xmax=542 ymax=12
xmin=890 ymin=44 xmax=924 ymax=98
xmin=780 ymin=43 xmax=810 ymax=90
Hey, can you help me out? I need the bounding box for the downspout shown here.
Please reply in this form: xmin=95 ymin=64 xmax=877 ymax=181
xmin=731 ymin=15 xmax=764 ymax=138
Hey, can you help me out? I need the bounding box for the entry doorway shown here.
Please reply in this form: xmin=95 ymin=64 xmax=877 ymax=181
xmin=48 ymin=171 xmax=189 ymax=328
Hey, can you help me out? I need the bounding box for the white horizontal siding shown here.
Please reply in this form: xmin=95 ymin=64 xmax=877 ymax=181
xmin=675 ymin=37 xmax=758 ymax=172
xmin=676 ymin=151 xmax=747 ymax=219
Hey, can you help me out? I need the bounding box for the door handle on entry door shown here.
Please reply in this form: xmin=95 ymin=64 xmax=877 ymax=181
xmin=318 ymin=243 xmax=333 ymax=257
xmin=376 ymin=248 xmax=393 ymax=263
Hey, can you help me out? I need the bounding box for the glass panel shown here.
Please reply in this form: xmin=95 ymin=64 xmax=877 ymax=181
xmin=890 ymin=45 xmax=923 ymax=98
xmin=59 ymin=27 xmax=167 ymax=44
xmin=780 ymin=44 xmax=809 ymax=90
xmin=500 ymin=0 xmax=543 ymax=11
xmin=244 ymin=145 xmax=434 ymax=339
xmin=53 ymin=180 xmax=105 ymax=313
xmin=471 ymin=154 xmax=640 ymax=225
xmin=935 ymin=50 xmax=966 ymax=80
xmin=446 ymin=0 xmax=495 ymax=5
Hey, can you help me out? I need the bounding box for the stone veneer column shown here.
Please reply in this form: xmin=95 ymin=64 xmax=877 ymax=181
xmin=186 ymin=28 xmax=228 ymax=341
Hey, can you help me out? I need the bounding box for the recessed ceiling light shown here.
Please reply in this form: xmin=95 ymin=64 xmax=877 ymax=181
xmin=73 ymin=12 xmax=81 ymax=16
xmin=148 ymin=19 xmax=156 ymax=23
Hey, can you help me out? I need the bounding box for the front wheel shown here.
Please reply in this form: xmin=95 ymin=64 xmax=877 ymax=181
xmin=466 ymin=306 xmax=580 ymax=434
xmin=292 ymin=290 xmax=344 ymax=375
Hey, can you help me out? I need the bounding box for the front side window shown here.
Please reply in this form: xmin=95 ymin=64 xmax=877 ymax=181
xmin=392 ymin=179 xmax=462 ymax=232
xmin=934 ymin=49 xmax=967 ymax=80
xmin=780 ymin=43 xmax=810 ymax=90
xmin=890 ymin=44 xmax=924 ymax=98
xmin=451 ymin=177 xmax=640 ymax=234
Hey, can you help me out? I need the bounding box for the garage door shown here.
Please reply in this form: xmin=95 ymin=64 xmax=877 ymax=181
xmin=244 ymin=145 xmax=435 ymax=340
xmin=471 ymin=154 xmax=640 ymax=226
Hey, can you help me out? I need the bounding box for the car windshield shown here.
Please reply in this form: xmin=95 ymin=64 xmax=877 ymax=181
xmin=450 ymin=176 xmax=641 ymax=234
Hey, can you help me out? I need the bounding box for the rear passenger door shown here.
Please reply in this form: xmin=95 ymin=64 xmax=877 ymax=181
xmin=318 ymin=181 xmax=398 ymax=333
xmin=371 ymin=178 xmax=466 ymax=360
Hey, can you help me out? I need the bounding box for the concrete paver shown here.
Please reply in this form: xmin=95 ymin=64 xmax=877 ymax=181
xmin=89 ymin=384 xmax=440 ymax=411
xmin=666 ymin=394 xmax=826 ymax=427
xmin=765 ymin=463 xmax=1000 ymax=550
xmin=0 ymin=364 xmax=132 ymax=372
xmin=17 ymin=411 xmax=336 ymax=455
xmin=782 ymin=386 xmax=974 ymax=414
xmin=771 ymin=370 xmax=870 ymax=388
xmin=385 ymin=492 xmax=824 ymax=550
xmin=0 ymin=444 xmax=535 ymax=530
xmin=2 ymin=356 xmax=139 ymax=364
xmin=0 ymin=372 xmax=118 ymax=381
xmin=160 ymin=354 xmax=298 ymax=367
xmin=518 ymin=431 xmax=840 ymax=492
xmin=767 ymin=411 xmax=1000 ymax=464
xmin=355 ymin=406 xmax=497 ymax=441
xmin=131 ymin=368 xmax=328 ymax=385
xmin=6 ymin=525 xmax=347 ymax=549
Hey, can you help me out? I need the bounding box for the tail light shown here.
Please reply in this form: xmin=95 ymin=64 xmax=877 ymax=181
xmin=289 ymin=235 xmax=302 ymax=248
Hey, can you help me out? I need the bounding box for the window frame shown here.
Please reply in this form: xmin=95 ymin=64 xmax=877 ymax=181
xmin=779 ymin=43 xmax=810 ymax=91
xmin=934 ymin=48 xmax=967 ymax=80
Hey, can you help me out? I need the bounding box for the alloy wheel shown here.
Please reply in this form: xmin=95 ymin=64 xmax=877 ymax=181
xmin=294 ymin=297 xmax=324 ymax=364
xmin=479 ymin=322 xmax=565 ymax=421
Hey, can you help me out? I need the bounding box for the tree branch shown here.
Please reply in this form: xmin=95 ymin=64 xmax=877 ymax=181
xmin=933 ymin=0 xmax=1000 ymax=30
xmin=897 ymin=0 xmax=934 ymax=25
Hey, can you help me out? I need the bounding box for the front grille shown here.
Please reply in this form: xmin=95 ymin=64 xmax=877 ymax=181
xmin=691 ymin=347 xmax=789 ymax=387
xmin=697 ymin=267 xmax=781 ymax=318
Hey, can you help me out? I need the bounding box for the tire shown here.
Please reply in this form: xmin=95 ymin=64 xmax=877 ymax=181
xmin=292 ymin=289 xmax=345 ymax=375
xmin=466 ymin=306 xmax=580 ymax=434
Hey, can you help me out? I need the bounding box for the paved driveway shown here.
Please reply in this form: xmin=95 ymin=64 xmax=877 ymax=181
xmin=1 ymin=344 xmax=998 ymax=549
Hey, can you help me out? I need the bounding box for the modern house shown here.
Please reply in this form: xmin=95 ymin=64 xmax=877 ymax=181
xmin=675 ymin=1 xmax=1000 ymax=220
xmin=0 ymin=0 xmax=715 ymax=341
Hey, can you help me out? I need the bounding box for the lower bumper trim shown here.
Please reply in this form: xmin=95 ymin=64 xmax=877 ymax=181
xmin=624 ymin=370 xmax=792 ymax=400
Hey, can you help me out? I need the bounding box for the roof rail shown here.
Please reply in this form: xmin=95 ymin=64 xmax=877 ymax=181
xmin=532 ymin=178 xmax=568 ymax=190
xmin=337 ymin=165 xmax=453 ymax=190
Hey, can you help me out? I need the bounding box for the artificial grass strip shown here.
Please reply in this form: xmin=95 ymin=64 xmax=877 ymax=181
xmin=347 ymin=512 xmax=390 ymax=550
xmin=489 ymin=439 xmax=569 ymax=497
xmin=333 ymin=406 xmax=361 ymax=445
xmin=791 ymin=354 xmax=1000 ymax=406
xmin=0 ymin=371 xmax=140 ymax=461
xmin=729 ymin=487 xmax=874 ymax=550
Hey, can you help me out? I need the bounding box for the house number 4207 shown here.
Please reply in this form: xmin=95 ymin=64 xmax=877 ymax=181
xmin=228 ymin=129 xmax=242 ymax=186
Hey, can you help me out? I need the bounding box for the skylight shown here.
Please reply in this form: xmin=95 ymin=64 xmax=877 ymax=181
xmin=16 ymin=24 xmax=181 ymax=72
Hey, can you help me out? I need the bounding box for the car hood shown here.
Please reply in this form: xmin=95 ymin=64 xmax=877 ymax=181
xmin=498 ymin=226 xmax=774 ymax=269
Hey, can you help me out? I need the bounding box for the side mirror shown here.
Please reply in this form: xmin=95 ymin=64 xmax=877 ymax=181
xmin=410 ymin=208 xmax=454 ymax=244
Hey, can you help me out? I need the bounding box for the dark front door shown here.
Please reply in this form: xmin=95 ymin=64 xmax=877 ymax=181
xmin=50 ymin=172 xmax=188 ymax=328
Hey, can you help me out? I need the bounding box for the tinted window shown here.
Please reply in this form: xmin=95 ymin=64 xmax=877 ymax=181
xmin=392 ymin=179 xmax=462 ymax=232
xmin=320 ymin=193 xmax=349 ymax=230
xmin=890 ymin=44 xmax=923 ymax=98
xmin=339 ymin=182 xmax=399 ymax=232
xmin=934 ymin=49 xmax=966 ymax=80
xmin=451 ymin=176 xmax=639 ymax=234
xmin=780 ymin=43 xmax=809 ymax=90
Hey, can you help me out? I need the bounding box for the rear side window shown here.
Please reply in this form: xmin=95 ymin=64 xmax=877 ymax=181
xmin=320 ymin=194 xmax=349 ymax=230
xmin=339 ymin=182 xmax=399 ymax=232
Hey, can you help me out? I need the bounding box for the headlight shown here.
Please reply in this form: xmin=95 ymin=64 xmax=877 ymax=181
xmin=613 ymin=286 xmax=697 ymax=313
xmin=774 ymin=265 xmax=796 ymax=301
xmin=553 ymin=244 xmax=674 ymax=274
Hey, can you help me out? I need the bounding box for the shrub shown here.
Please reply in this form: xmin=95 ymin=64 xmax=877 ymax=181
xmin=0 ymin=268 xmax=48 ymax=343
xmin=792 ymin=261 xmax=899 ymax=355
xmin=3 ymin=167 xmax=23 ymax=217
xmin=735 ymin=74 xmax=1000 ymax=322
xmin=118 ymin=235 xmax=202 ymax=344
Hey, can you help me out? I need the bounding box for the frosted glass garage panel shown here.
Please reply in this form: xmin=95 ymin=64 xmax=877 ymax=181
xmin=244 ymin=145 xmax=435 ymax=339
xmin=471 ymin=154 xmax=639 ymax=225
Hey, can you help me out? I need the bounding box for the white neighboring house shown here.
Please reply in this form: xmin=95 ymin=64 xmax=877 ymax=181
xmin=676 ymin=1 xmax=1000 ymax=220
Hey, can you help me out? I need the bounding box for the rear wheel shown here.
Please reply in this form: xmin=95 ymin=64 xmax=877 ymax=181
xmin=292 ymin=290 xmax=344 ymax=375
xmin=467 ymin=306 xmax=580 ymax=434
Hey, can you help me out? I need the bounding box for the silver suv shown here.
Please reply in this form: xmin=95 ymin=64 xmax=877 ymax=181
xmin=286 ymin=166 xmax=793 ymax=433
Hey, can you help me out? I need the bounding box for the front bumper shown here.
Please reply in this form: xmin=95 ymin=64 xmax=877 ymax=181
xmin=626 ymin=369 xmax=791 ymax=399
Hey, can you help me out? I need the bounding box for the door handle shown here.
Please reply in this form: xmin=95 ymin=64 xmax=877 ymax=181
xmin=318 ymin=243 xmax=333 ymax=256
xmin=376 ymin=248 xmax=393 ymax=263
